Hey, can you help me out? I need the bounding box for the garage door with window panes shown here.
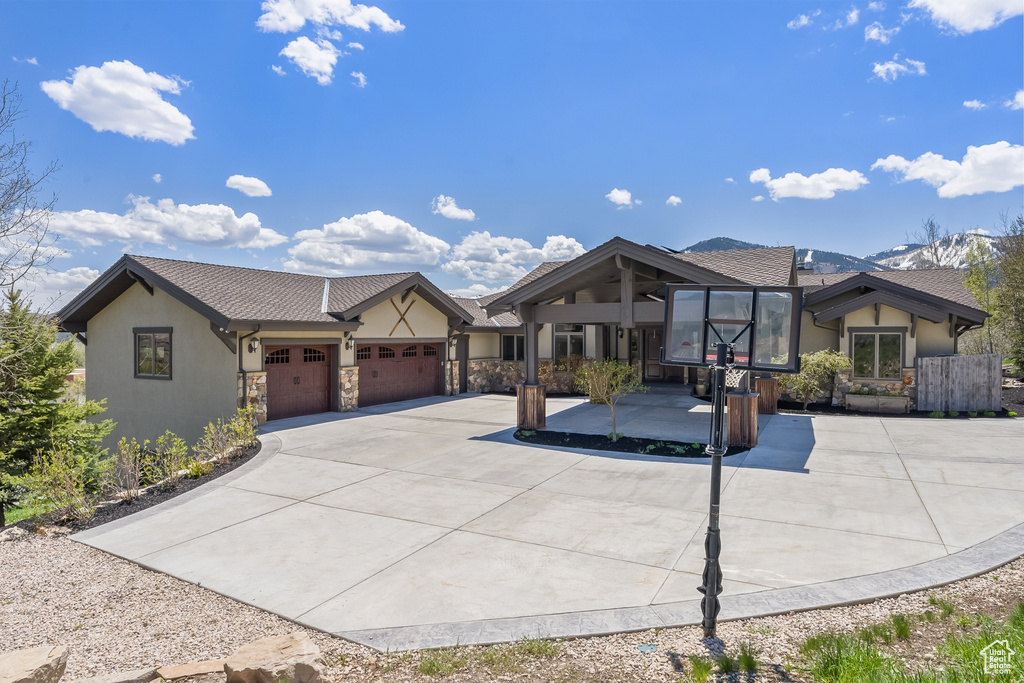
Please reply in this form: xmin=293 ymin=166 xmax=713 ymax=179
xmin=264 ymin=345 xmax=332 ymax=420
xmin=356 ymin=343 xmax=441 ymax=407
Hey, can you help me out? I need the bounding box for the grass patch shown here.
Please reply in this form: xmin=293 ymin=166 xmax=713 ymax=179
xmin=3 ymin=499 xmax=54 ymax=525
xmin=418 ymin=647 xmax=470 ymax=676
xmin=512 ymin=637 xmax=561 ymax=658
xmin=715 ymin=652 xmax=737 ymax=674
xmin=687 ymin=655 xmax=715 ymax=682
xmin=738 ymin=642 xmax=759 ymax=672
xmin=891 ymin=614 xmax=912 ymax=640
xmin=798 ymin=601 xmax=1024 ymax=682
xmin=928 ymin=595 xmax=956 ymax=619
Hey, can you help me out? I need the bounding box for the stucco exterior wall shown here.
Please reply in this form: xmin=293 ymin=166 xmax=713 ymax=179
xmin=840 ymin=305 xmax=917 ymax=360
xmin=915 ymin=318 xmax=955 ymax=357
xmin=468 ymin=331 xmax=500 ymax=359
xmin=87 ymin=284 xmax=238 ymax=447
xmin=240 ymin=331 xmax=347 ymax=371
xmin=799 ymin=311 xmax=840 ymax=354
xmin=356 ymin=293 xmax=450 ymax=342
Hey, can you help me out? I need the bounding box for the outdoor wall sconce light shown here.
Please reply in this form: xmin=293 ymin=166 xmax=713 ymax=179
xmin=248 ymin=338 xmax=260 ymax=353
xmin=345 ymin=337 xmax=355 ymax=350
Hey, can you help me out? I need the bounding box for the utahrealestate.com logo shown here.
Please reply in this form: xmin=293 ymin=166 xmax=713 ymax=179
xmin=981 ymin=639 xmax=1015 ymax=675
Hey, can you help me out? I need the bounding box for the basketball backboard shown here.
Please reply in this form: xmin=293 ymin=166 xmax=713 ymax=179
xmin=662 ymin=284 xmax=802 ymax=373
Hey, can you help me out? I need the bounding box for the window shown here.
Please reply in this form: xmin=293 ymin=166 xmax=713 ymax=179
xmin=852 ymin=331 xmax=902 ymax=380
xmin=356 ymin=346 xmax=371 ymax=360
xmin=379 ymin=346 xmax=396 ymax=359
xmin=402 ymin=345 xmax=417 ymax=357
xmin=265 ymin=348 xmax=290 ymax=365
xmin=554 ymin=323 xmax=584 ymax=363
xmin=134 ymin=328 xmax=172 ymax=379
xmin=423 ymin=345 xmax=438 ymax=357
xmin=303 ymin=348 xmax=326 ymax=363
xmin=501 ymin=334 xmax=524 ymax=361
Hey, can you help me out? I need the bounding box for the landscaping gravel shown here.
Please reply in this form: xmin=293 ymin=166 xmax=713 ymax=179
xmin=2 ymin=525 xmax=1022 ymax=682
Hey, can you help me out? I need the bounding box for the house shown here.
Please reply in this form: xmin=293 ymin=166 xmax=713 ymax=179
xmin=58 ymin=237 xmax=987 ymax=443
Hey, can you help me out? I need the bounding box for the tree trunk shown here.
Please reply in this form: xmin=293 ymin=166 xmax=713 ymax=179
xmin=609 ymin=401 xmax=618 ymax=441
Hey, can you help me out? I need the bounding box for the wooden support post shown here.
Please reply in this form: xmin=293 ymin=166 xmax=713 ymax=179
xmin=618 ymin=257 xmax=634 ymax=329
xmin=754 ymin=378 xmax=779 ymax=414
xmin=726 ymin=392 xmax=759 ymax=447
xmin=517 ymin=382 xmax=547 ymax=430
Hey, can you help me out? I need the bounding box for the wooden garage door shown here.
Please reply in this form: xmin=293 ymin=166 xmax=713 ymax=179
xmin=357 ymin=343 xmax=441 ymax=407
xmin=264 ymin=345 xmax=332 ymax=420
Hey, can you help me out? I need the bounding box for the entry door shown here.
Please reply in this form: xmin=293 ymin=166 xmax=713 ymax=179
xmin=644 ymin=329 xmax=664 ymax=380
xmin=264 ymin=345 xmax=332 ymax=420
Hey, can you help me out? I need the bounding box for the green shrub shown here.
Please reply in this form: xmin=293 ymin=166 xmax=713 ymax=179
xmin=967 ymin=411 xmax=978 ymax=418
xmin=1010 ymin=411 xmax=1018 ymax=417
xmin=29 ymin=447 xmax=96 ymax=524
xmin=144 ymin=431 xmax=189 ymax=489
xmin=109 ymin=437 xmax=147 ymax=501
xmin=947 ymin=410 xmax=960 ymax=418
xmin=775 ymin=349 xmax=852 ymax=410
xmin=687 ymin=655 xmax=715 ymax=682
xmin=983 ymin=410 xmax=997 ymax=417
xmin=185 ymin=459 xmax=214 ymax=478
xmin=928 ymin=411 xmax=945 ymax=419
xmin=737 ymin=642 xmax=759 ymax=672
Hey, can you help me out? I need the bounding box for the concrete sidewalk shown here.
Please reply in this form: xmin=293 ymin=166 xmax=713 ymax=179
xmin=74 ymin=393 xmax=1024 ymax=651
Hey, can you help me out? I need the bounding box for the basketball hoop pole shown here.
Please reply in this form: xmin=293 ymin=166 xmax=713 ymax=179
xmin=700 ymin=341 xmax=732 ymax=637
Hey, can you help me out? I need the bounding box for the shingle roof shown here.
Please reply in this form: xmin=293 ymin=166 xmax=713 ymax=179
xmin=450 ymin=297 xmax=520 ymax=328
xmin=798 ymin=267 xmax=983 ymax=311
xmin=326 ymin=272 xmax=418 ymax=315
xmin=674 ymin=246 xmax=795 ymax=287
xmin=130 ymin=255 xmax=337 ymax=323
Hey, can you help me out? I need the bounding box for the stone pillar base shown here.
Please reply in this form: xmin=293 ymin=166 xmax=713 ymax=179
xmin=517 ymin=383 xmax=547 ymax=430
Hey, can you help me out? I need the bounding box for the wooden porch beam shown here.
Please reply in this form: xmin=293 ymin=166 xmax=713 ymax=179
xmin=911 ymin=313 xmax=918 ymax=338
xmin=620 ymin=258 xmax=635 ymax=329
xmin=874 ymin=302 xmax=881 ymax=325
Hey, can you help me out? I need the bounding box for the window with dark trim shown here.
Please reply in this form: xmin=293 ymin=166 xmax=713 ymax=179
xmin=423 ymin=345 xmax=438 ymax=357
xmin=402 ymin=345 xmax=417 ymax=357
xmin=356 ymin=346 xmax=371 ymax=360
xmin=379 ymin=346 xmax=396 ymax=359
xmin=501 ymin=334 xmax=524 ymax=361
xmin=134 ymin=327 xmax=172 ymax=379
xmin=303 ymin=348 xmax=326 ymax=363
xmin=265 ymin=348 xmax=290 ymax=364
xmin=851 ymin=329 xmax=903 ymax=380
xmin=554 ymin=323 xmax=584 ymax=363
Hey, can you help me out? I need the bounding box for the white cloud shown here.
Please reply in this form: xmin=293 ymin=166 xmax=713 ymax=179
xmin=751 ymin=196 xmax=765 ymax=202
xmin=833 ymin=8 xmax=860 ymax=28
xmin=725 ymin=177 xmax=735 ymax=183
xmin=280 ymin=36 xmax=340 ymax=85
xmin=872 ymin=54 xmax=926 ymax=81
xmin=272 ymin=65 xmax=286 ymax=76
xmin=226 ymin=174 xmax=273 ymax=197
xmin=1007 ymin=90 xmax=1024 ymax=110
xmin=285 ymin=210 xmax=449 ymax=274
xmin=152 ymin=173 xmax=162 ymax=183
xmin=749 ymin=167 xmax=868 ymax=200
xmin=864 ymin=21 xmax=900 ymax=42
xmin=787 ymin=9 xmax=820 ymax=29
xmin=868 ymin=2 xmax=885 ymax=11
xmin=963 ymin=99 xmax=986 ymax=110
xmin=605 ymin=188 xmax=635 ymax=208
xmin=350 ymin=71 xmax=367 ymax=87
xmin=12 ymin=56 xmax=38 ymax=65
xmin=317 ymin=27 xmax=343 ymax=41
xmin=431 ymin=195 xmax=476 ymax=221
xmin=40 ymin=60 xmax=194 ymax=145
xmin=441 ymin=232 xmax=586 ymax=284
xmin=49 ymin=195 xmax=287 ymax=249
xmin=871 ymin=141 xmax=1024 ymax=198
xmin=257 ymin=0 xmax=405 ymax=33
xmin=347 ymin=41 xmax=364 ymax=50
xmin=23 ymin=266 xmax=101 ymax=312
xmin=666 ymin=195 xmax=682 ymax=206
xmin=908 ymin=0 xmax=1022 ymax=33
xmin=446 ymin=283 xmax=506 ymax=299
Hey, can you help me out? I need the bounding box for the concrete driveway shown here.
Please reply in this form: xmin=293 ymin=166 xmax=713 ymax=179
xmin=74 ymin=393 xmax=1024 ymax=650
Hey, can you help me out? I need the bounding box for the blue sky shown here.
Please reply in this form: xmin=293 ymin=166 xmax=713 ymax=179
xmin=4 ymin=0 xmax=1022 ymax=307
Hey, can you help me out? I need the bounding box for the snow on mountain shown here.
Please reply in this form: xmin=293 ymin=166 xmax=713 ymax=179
xmin=870 ymin=232 xmax=1001 ymax=270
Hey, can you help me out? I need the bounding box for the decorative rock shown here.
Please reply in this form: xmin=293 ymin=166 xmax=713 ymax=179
xmin=0 ymin=527 xmax=29 ymax=543
xmin=0 ymin=645 xmax=69 ymax=683
xmin=156 ymin=660 xmax=225 ymax=680
xmin=223 ymin=633 xmax=321 ymax=683
xmin=67 ymin=668 xmax=159 ymax=683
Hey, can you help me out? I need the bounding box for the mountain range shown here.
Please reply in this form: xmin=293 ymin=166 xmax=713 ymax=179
xmin=677 ymin=233 xmax=1001 ymax=273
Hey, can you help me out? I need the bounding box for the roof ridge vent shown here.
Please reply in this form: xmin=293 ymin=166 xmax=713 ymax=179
xmin=321 ymin=278 xmax=330 ymax=313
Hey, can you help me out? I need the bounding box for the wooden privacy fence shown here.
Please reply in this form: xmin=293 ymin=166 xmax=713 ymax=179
xmin=917 ymin=354 xmax=1002 ymax=412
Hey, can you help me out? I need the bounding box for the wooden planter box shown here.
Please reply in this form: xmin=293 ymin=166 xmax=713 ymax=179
xmin=845 ymin=394 xmax=910 ymax=414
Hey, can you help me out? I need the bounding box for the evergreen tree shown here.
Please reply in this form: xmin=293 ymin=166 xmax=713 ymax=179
xmin=0 ymin=290 xmax=113 ymax=524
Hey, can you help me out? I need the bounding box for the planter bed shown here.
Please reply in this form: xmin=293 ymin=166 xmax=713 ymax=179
xmin=514 ymin=429 xmax=747 ymax=457
xmin=845 ymin=393 xmax=910 ymax=414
